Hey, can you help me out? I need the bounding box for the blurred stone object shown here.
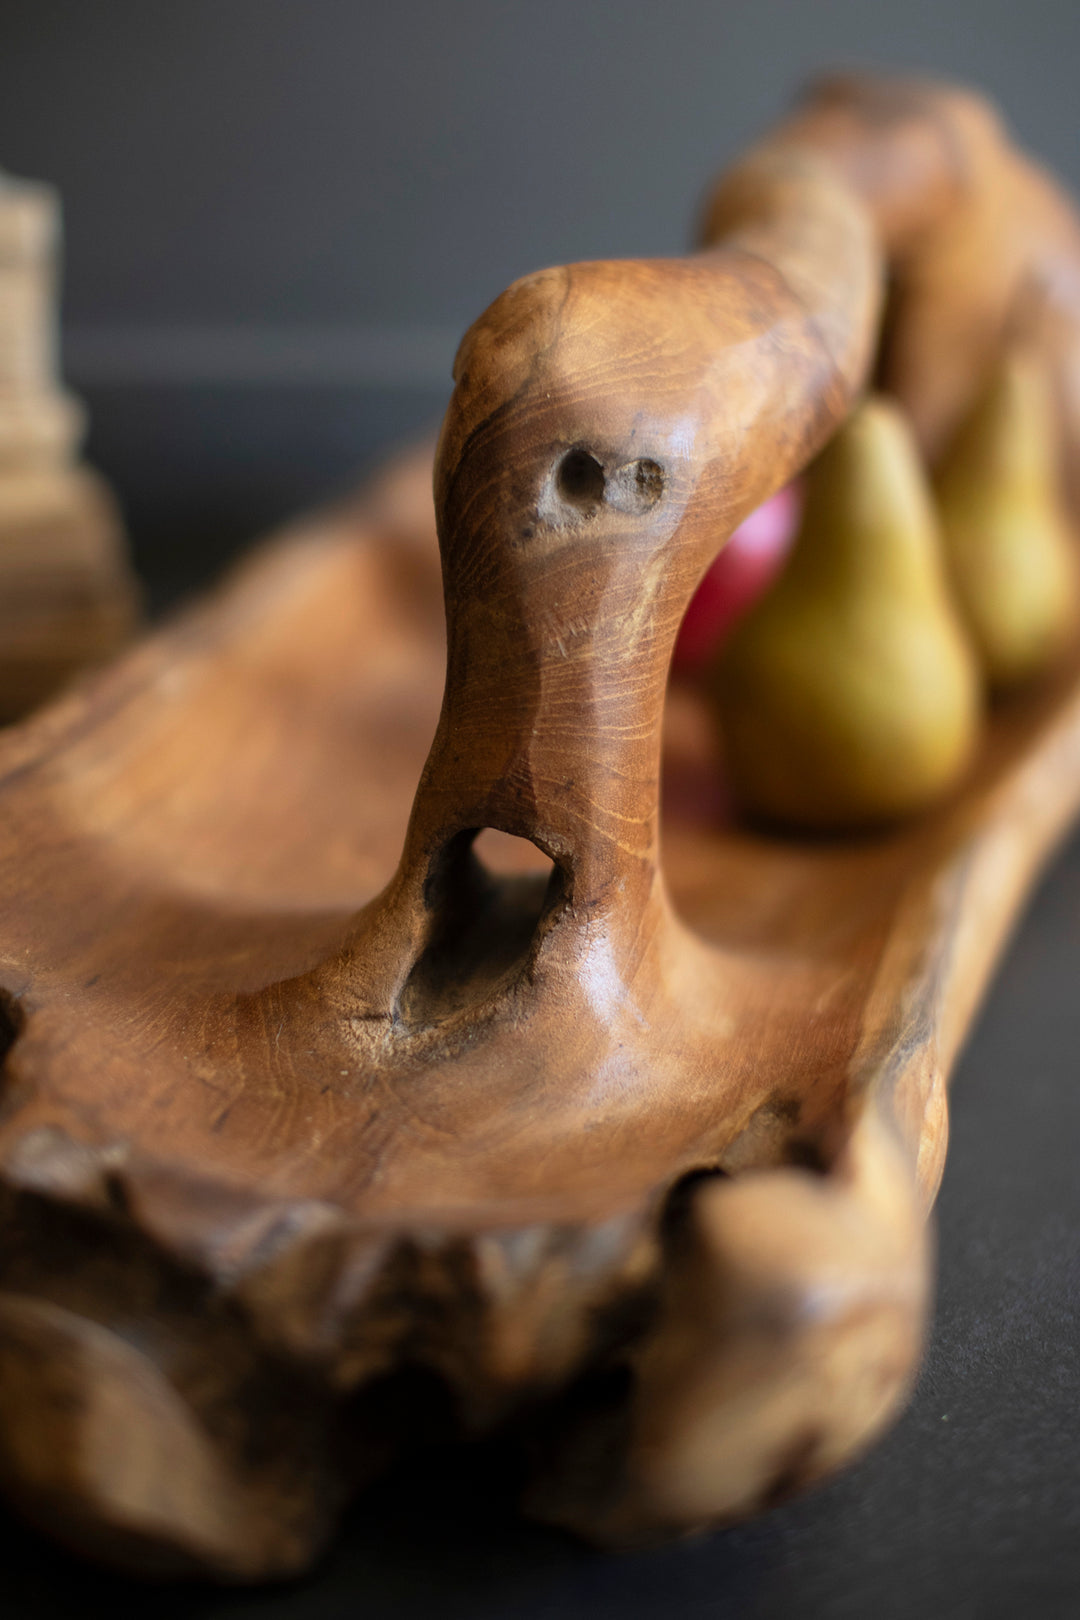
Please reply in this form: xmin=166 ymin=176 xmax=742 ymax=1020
xmin=0 ymin=169 xmax=136 ymax=721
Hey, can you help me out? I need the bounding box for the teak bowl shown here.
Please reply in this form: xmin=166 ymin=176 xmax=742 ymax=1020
xmin=0 ymin=73 xmax=1079 ymax=1579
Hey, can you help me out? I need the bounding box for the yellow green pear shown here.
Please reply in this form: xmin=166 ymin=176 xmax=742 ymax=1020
xmin=709 ymin=397 xmax=981 ymax=832
xmin=934 ymin=347 xmax=1079 ymax=692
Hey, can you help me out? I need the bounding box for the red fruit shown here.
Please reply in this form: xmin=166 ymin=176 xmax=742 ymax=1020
xmin=672 ymin=483 xmax=801 ymax=674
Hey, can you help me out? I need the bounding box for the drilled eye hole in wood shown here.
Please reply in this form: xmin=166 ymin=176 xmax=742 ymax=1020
xmin=609 ymin=456 xmax=665 ymax=513
xmin=397 ymin=831 xmax=560 ymax=1029
xmin=473 ymin=827 xmax=555 ymax=874
xmin=633 ymin=458 xmax=664 ymax=502
xmin=556 ymin=448 xmax=606 ymax=510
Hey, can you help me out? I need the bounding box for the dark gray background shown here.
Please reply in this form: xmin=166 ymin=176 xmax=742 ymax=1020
xmin=0 ymin=3 xmax=1078 ymax=1615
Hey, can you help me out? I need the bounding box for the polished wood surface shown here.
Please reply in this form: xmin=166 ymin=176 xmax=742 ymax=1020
xmin=0 ymin=75 xmax=1078 ymax=1577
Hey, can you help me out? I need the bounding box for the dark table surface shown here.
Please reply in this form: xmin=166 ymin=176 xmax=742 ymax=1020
xmin=2 ymin=600 xmax=1078 ymax=1620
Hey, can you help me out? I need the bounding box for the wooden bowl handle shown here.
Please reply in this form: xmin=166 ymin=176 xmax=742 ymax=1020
xmin=398 ymin=167 xmax=872 ymax=932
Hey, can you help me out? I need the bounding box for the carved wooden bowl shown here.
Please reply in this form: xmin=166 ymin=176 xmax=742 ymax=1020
xmin=0 ymin=75 xmax=1079 ymax=1580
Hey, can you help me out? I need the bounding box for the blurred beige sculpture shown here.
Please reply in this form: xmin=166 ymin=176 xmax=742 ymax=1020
xmin=0 ymin=169 xmax=135 ymax=720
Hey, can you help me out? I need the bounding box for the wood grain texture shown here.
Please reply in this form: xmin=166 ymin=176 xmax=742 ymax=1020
xmin=0 ymin=75 xmax=1078 ymax=1577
